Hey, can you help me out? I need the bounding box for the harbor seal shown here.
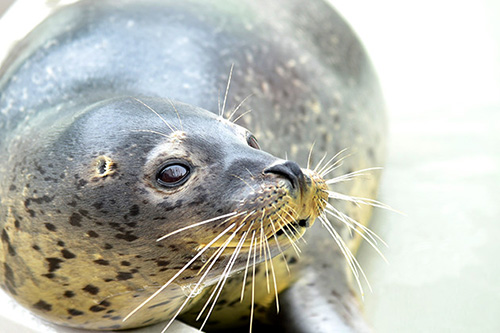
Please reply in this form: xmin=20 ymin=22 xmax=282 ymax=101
xmin=0 ymin=0 xmax=386 ymax=332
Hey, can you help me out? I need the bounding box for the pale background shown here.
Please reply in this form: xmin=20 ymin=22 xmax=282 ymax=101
xmin=1 ymin=0 xmax=499 ymax=332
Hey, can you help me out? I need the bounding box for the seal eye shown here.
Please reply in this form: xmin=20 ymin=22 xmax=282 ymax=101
xmin=247 ymin=134 xmax=260 ymax=150
xmin=157 ymin=163 xmax=190 ymax=187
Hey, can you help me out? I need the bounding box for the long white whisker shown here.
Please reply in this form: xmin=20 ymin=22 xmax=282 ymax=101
xmin=270 ymin=219 xmax=290 ymax=274
xmin=318 ymin=148 xmax=351 ymax=176
xmin=134 ymin=98 xmax=177 ymax=132
xmin=228 ymin=94 xmax=253 ymax=122
xmin=221 ymin=64 xmax=234 ymax=119
xmin=160 ymin=228 xmax=239 ymax=333
xmin=325 ymin=167 xmax=383 ymax=184
xmin=123 ymin=222 xmax=237 ymax=322
xmin=265 ymin=236 xmax=280 ymax=313
xmin=166 ymin=98 xmax=184 ymax=132
xmin=199 ymin=228 xmax=249 ymax=331
xmin=232 ymin=109 xmax=253 ymax=123
xmin=241 ymin=228 xmax=256 ymax=302
xmin=156 ymin=211 xmax=245 ymax=241
xmin=130 ymin=129 xmax=170 ymax=138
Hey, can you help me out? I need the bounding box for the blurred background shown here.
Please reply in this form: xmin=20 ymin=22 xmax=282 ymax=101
xmin=1 ymin=0 xmax=499 ymax=332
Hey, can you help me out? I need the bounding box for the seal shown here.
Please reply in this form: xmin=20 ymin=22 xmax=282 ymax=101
xmin=0 ymin=0 xmax=386 ymax=332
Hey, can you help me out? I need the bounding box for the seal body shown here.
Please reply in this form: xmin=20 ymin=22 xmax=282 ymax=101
xmin=0 ymin=0 xmax=386 ymax=331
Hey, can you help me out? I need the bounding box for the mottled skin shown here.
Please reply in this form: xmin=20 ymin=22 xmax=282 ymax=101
xmin=0 ymin=0 xmax=385 ymax=332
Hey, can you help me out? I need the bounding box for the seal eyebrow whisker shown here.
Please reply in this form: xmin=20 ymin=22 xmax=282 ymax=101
xmin=156 ymin=211 xmax=246 ymax=241
xmin=198 ymin=226 xmax=249 ymax=331
xmin=232 ymin=109 xmax=252 ymax=123
xmin=228 ymin=93 xmax=254 ymax=122
xmin=133 ymin=97 xmax=178 ymax=133
xmin=165 ymin=97 xmax=184 ymax=132
xmin=130 ymin=129 xmax=170 ymax=138
xmin=220 ymin=64 xmax=234 ymax=120
xmin=123 ymin=222 xmax=237 ymax=322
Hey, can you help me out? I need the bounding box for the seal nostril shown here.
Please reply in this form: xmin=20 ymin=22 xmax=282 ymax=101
xmin=264 ymin=161 xmax=305 ymax=191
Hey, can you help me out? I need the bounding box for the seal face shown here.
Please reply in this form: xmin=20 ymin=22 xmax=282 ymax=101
xmin=0 ymin=96 xmax=329 ymax=329
xmin=0 ymin=0 xmax=386 ymax=331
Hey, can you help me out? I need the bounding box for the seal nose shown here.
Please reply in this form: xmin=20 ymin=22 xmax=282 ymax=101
xmin=264 ymin=161 xmax=306 ymax=192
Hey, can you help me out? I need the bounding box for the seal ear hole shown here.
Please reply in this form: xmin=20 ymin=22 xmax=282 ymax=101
xmin=156 ymin=162 xmax=191 ymax=188
xmin=95 ymin=156 xmax=116 ymax=177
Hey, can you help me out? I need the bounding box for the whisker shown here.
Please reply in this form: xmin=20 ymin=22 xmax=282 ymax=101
xmin=306 ymin=141 xmax=316 ymax=170
xmin=264 ymin=236 xmax=280 ymax=313
xmin=318 ymin=215 xmax=371 ymax=297
xmin=326 ymin=191 xmax=398 ymax=213
xmin=318 ymin=148 xmax=350 ymax=176
xmin=133 ymin=98 xmax=177 ymax=133
xmin=232 ymin=109 xmax=253 ymax=123
xmin=165 ymin=98 xmax=184 ymax=132
xmin=156 ymin=211 xmax=246 ymax=241
xmin=241 ymin=228 xmax=256 ymax=302
xmin=269 ymin=219 xmax=290 ymax=274
xmin=324 ymin=207 xmax=388 ymax=263
xmin=313 ymin=151 xmax=329 ymax=173
xmin=130 ymin=129 xmax=170 ymax=138
xmin=221 ymin=64 xmax=234 ymax=119
xmin=325 ymin=167 xmax=383 ymax=184
xmin=123 ymin=222 xmax=237 ymax=322
xmin=228 ymin=93 xmax=254 ymax=122
xmin=199 ymin=228 xmax=249 ymax=331
xmin=250 ymin=227 xmax=257 ymax=333
xmin=260 ymin=225 xmax=270 ymax=294
xmin=323 ymin=200 xmax=387 ymax=247
xmin=160 ymin=227 xmax=240 ymax=333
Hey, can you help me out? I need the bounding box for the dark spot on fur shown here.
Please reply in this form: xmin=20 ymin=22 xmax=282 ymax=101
xmin=156 ymin=260 xmax=170 ymax=267
xmin=43 ymin=273 xmax=55 ymax=279
xmin=32 ymin=245 xmax=41 ymax=251
xmin=90 ymin=305 xmax=106 ymax=312
xmin=14 ymin=220 xmax=20 ymax=228
xmin=78 ymin=179 xmax=88 ymax=187
xmin=1 ymin=230 xmax=16 ymax=256
xmin=87 ymin=230 xmax=99 ymax=238
xmin=82 ymin=284 xmax=99 ymax=295
xmin=33 ymin=300 xmax=52 ymax=311
xmin=45 ymin=223 xmax=57 ymax=231
xmin=116 ymin=272 xmax=133 ymax=280
xmin=120 ymin=261 xmax=131 ymax=266
xmin=103 ymin=243 xmax=113 ymax=249
xmin=57 ymin=240 xmax=65 ymax=247
xmin=129 ymin=205 xmax=140 ymax=216
xmin=68 ymin=309 xmax=84 ymax=316
xmin=64 ymin=291 xmax=75 ymax=298
xmin=69 ymin=213 xmax=82 ymax=227
xmin=93 ymin=202 xmax=104 ymax=210
xmin=68 ymin=201 xmax=77 ymax=207
xmin=148 ymin=300 xmax=171 ymax=309
xmin=46 ymin=258 xmax=64 ymax=272
xmin=94 ymin=259 xmax=110 ymax=266
xmin=287 ymin=256 xmax=298 ymax=265
xmin=61 ymin=249 xmax=76 ymax=259
xmin=9 ymin=185 xmax=16 ymax=191
xmin=115 ymin=233 xmax=138 ymax=242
